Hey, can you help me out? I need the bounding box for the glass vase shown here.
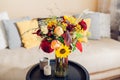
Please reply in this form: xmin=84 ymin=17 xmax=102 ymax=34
xmin=55 ymin=56 xmax=68 ymax=77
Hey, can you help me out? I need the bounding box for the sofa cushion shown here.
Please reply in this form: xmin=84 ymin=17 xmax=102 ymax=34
xmin=79 ymin=12 xmax=110 ymax=39
xmin=0 ymin=12 xmax=9 ymax=49
xmin=74 ymin=12 xmax=101 ymax=40
xmin=99 ymin=13 xmax=110 ymax=38
xmin=83 ymin=13 xmax=101 ymax=40
xmin=2 ymin=17 xmax=31 ymax=49
xmin=0 ymin=38 xmax=120 ymax=80
xmin=16 ymin=19 xmax=40 ymax=49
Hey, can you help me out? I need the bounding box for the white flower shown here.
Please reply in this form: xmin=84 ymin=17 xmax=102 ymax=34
xmin=41 ymin=26 xmax=48 ymax=34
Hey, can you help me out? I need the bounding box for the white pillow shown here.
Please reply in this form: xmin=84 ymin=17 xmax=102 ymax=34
xmin=76 ymin=11 xmax=110 ymax=39
xmin=0 ymin=12 xmax=9 ymax=49
xmin=82 ymin=12 xmax=101 ymax=40
xmin=2 ymin=17 xmax=31 ymax=49
xmin=99 ymin=13 xmax=110 ymax=38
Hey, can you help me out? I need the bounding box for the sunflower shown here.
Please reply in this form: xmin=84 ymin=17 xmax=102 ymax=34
xmin=55 ymin=45 xmax=71 ymax=58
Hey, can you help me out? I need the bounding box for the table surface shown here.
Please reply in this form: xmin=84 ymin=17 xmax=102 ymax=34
xmin=26 ymin=60 xmax=89 ymax=80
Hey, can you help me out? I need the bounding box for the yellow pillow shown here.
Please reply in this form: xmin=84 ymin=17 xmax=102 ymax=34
xmin=16 ymin=20 xmax=40 ymax=48
xmin=78 ymin=18 xmax=91 ymax=42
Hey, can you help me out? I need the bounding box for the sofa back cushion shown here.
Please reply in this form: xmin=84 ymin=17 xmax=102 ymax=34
xmin=0 ymin=12 xmax=9 ymax=49
xmin=16 ymin=19 xmax=40 ymax=49
xmin=83 ymin=13 xmax=101 ymax=40
xmin=2 ymin=17 xmax=31 ymax=49
xmin=75 ymin=12 xmax=110 ymax=40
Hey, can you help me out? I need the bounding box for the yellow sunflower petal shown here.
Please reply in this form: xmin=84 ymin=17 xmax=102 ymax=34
xmin=55 ymin=45 xmax=71 ymax=58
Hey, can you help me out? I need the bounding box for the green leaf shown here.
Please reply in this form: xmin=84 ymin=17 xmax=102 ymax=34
xmin=71 ymin=44 xmax=76 ymax=52
xmin=76 ymin=33 xmax=83 ymax=39
xmin=57 ymin=37 xmax=64 ymax=44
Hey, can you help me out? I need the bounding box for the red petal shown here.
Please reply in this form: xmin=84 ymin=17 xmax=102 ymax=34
xmin=76 ymin=41 xmax=82 ymax=52
xmin=33 ymin=30 xmax=41 ymax=36
xmin=79 ymin=19 xmax=87 ymax=31
xmin=40 ymin=39 xmax=54 ymax=53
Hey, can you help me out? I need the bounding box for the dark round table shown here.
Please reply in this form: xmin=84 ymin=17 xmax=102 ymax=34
xmin=26 ymin=60 xmax=89 ymax=80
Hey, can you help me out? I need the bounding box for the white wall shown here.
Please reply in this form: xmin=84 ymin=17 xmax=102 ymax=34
xmin=0 ymin=0 xmax=98 ymax=19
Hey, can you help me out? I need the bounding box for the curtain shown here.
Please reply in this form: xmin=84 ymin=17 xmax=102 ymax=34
xmin=98 ymin=0 xmax=120 ymax=40
xmin=110 ymin=0 xmax=120 ymax=40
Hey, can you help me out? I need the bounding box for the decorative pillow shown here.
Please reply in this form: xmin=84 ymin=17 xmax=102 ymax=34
xmin=99 ymin=13 xmax=110 ymax=38
xmin=76 ymin=12 xmax=111 ymax=39
xmin=2 ymin=17 xmax=30 ymax=49
xmin=16 ymin=20 xmax=40 ymax=49
xmin=0 ymin=12 xmax=9 ymax=49
xmin=82 ymin=13 xmax=101 ymax=40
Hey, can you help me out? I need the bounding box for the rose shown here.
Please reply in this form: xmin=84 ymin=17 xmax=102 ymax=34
xmin=54 ymin=26 xmax=64 ymax=36
xmin=79 ymin=19 xmax=87 ymax=30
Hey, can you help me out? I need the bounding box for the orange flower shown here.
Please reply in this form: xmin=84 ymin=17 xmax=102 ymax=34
xmin=51 ymin=40 xmax=61 ymax=49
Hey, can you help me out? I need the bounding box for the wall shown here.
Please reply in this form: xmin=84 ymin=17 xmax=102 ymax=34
xmin=97 ymin=0 xmax=111 ymax=13
xmin=0 ymin=0 xmax=98 ymax=19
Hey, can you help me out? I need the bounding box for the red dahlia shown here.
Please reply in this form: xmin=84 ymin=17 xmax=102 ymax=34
xmin=40 ymin=39 xmax=54 ymax=53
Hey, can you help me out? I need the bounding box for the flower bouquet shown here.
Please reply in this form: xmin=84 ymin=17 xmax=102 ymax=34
xmin=34 ymin=15 xmax=90 ymax=77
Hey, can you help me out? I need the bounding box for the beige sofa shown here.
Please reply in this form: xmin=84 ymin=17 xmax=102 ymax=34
xmin=0 ymin=38 xmax=120 ymax=80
